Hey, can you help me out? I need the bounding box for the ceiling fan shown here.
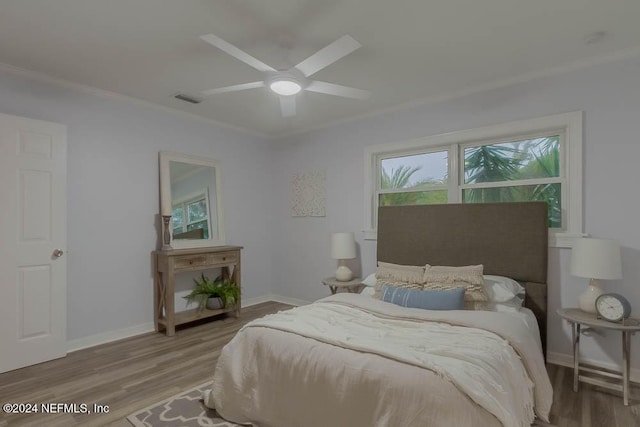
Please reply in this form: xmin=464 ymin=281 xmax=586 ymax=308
xmin=199 ymin=34 xmax=371 ymax=117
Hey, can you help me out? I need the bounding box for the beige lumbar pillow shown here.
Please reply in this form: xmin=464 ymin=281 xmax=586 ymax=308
xmin=374 ymin=261 xmax=425 ymax=299
xmin=423 ymin=264 xmax=488 ymax=310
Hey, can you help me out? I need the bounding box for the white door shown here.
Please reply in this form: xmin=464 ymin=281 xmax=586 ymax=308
xmin=0 ymin=112 xmax=67 ymax=373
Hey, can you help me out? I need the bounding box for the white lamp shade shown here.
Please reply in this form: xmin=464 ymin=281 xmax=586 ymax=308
xmin=331 ymin=232 xmax=356 ymax=259
xmin=570 ymin=238 xmax=622 ymax=280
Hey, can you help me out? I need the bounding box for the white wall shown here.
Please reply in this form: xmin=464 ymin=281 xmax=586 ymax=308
xmin=2 ymin=53 xmax=639 ymax=374
xmin=272 ymin=55 xmax=640 ymax=372
xmin=0 ymin=68 xmax=276 ymax=342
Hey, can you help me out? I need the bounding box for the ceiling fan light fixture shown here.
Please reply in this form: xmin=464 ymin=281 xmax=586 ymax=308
xmin=270 ymin=79 xmax=302 ymax=96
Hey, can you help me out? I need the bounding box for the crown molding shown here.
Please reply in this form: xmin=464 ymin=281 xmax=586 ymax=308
xmin=0 ymin=61 xmax=266 ymax=140
xmin=2 ymin=43 xmax=640 ymax=143
xmin=271 ymin=45 xmax=640 ymax=142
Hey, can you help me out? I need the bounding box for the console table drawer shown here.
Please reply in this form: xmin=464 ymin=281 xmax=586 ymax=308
xmin=208 ymin=251 xmax=237 ymax=265
xmin=174 ymin=255 xmax=210 ymax=269
xmin=172 ymin=251 xmax=239 ymax=270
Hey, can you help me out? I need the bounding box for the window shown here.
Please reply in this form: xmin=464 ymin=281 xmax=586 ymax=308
xmin=461 ymin=134 xmax=563 ymax=228
xmin=379 ymin=150 xmax=449 ymax=207
xmin=172 ymin=191 xmax=210 ymax=239
xmin=364 ymin=112 xmax=582 ymax=247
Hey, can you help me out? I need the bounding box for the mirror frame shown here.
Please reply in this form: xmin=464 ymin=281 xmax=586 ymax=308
xmin=159 ymin=151 xmax=225 ymax=248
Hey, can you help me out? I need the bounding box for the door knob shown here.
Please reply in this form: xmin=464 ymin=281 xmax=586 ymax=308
xmin=52 ymin=249 xmax=64 ymax=258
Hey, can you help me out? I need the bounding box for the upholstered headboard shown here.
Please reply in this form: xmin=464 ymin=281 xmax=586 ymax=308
xmin=377 ymin=202 xmax=548 ymax=354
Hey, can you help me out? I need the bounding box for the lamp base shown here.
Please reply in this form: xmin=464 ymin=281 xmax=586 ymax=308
xmin=335 ymin=265 xmax=353 ymax=282
xmin=579 ymin=280 xmax=603 ymax=313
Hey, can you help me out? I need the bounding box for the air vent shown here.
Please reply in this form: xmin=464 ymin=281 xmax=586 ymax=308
xmin=174 ymin=93 xmax=202 ymax=104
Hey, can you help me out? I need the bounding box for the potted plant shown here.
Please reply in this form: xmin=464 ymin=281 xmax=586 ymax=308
xmin=183 ymin=273 xmax=240 ymax=311
xmin=213 ymin=276 xmax=240 ymax=309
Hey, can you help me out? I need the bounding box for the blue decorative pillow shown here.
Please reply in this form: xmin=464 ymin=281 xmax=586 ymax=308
xmin=380 ymin=285 xmax=465 ymax=310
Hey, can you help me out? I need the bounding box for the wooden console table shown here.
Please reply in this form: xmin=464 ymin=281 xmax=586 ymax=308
xmin=153 ymin=246 xmax=242 ymax=336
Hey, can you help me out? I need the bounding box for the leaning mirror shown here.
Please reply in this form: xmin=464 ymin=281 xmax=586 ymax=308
xmin=159 ymin=151 xmax=225 ymax=248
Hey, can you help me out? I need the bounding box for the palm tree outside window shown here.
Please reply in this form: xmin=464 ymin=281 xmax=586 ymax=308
xmin=375 ymin=135 xmax=563 ymax=228
xmin=462 ymin=135 xmax=562 ymax=228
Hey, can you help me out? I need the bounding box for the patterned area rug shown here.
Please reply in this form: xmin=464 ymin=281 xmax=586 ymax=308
xmin=128 ymin=382 xmax=554 ymax=427
xmin=127 ymin=382 xmax=241 ymax=427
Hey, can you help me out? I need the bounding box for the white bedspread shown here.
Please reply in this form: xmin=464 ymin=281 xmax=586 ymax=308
xmin=206 ymin=293 xmax=552 ymax=427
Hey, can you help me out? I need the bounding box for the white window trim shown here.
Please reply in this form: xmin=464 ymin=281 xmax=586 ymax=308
xmin=363 ymin=111 xmax=583 ymax=248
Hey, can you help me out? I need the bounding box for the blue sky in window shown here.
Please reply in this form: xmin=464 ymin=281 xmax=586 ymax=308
xmin=381 ymin=151 xmax=448 ymax=186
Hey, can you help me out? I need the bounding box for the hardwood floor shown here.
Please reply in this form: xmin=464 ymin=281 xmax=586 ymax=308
xmin=0 ymin=301 xmax=291 ymax=427
xmin=1 ymin=301 xmax=638 ymax=427
xmin=546 ymin=363 xmax=640 ymax=427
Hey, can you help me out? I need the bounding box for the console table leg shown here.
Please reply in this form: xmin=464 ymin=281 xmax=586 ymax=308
xmin=573 ymin=322 xmax=580 ymax=392
xmin=165 ymin=267 xmax=175 ymax=336
xmin=153 ymin=269 xmax=160 ymax=332
xmin=623 ymin=331 xmax=630 ymax=406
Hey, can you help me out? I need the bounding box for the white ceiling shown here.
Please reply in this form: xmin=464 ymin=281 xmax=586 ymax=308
xmin=1 ymin=0 xmax=639 ymax=138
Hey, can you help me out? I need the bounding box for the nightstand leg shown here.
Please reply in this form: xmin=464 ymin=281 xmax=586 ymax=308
xmin=329 ymin=285 xmax=337 ymax=295
xmin=623 ymin=331 xmax=630 ymax=406
xmin=573 ymin=322 xmax=581 ymax=392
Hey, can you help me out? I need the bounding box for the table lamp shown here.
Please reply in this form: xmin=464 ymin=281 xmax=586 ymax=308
xmin=331 ymin=232 xmax=356 ymax=281
xmin=570 ymin=237 xmax=622 ymax=313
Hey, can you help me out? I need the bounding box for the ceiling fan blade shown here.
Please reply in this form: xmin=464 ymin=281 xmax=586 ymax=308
xmin=305 ymin=81 xmax=371 ymax=100
xmin=201 ymin=81 xmax=265 ymax=96
xmin=294 ymin=35 xmax=361 ymax=77
xmin=200 ymin=34 xmax=276 ymax=73
xmin=279 ymin=96 xmax=296 ymax=117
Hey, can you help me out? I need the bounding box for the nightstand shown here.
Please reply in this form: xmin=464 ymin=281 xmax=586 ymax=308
xmin=322 ymin=277 xmax=364 ymax=295
xmin=557 ymin=308 xmax=640 ymax=405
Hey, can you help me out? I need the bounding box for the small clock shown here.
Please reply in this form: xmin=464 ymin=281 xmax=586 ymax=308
xmin=595 ymin=293 xmax=632 ymax=322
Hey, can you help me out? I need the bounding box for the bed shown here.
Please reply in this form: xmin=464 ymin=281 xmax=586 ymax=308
xmin=204 ymin=202 xmax=553 ymax=427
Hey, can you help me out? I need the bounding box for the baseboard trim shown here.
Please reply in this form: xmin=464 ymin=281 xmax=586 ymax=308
xmin=548 ymin=351 xmax=640 ymax=383
xmin=241 ymin=294 xmax=277 ymax=307
xmin=67 ymin=322 xmax=155 ymax=353
xmin=66 ymin=295 xmax=310 ymax=353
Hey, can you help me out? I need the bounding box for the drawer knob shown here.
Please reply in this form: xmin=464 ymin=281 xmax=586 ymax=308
xmin=189 ymin=260 xmax=193 ymax=265
xmin=222 ymin=257 xmax=226 ymax=261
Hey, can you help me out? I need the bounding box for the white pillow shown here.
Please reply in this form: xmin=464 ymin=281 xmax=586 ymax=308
xmin=483 ymin=275 xmax=525 ymax=303
xmin=362 ymin=273 xmax=376 ymax=287
xmin=487 ymin=296 xmax=524 ymax=313
xmin=360 ymin=286 xmax=375 ymax=296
